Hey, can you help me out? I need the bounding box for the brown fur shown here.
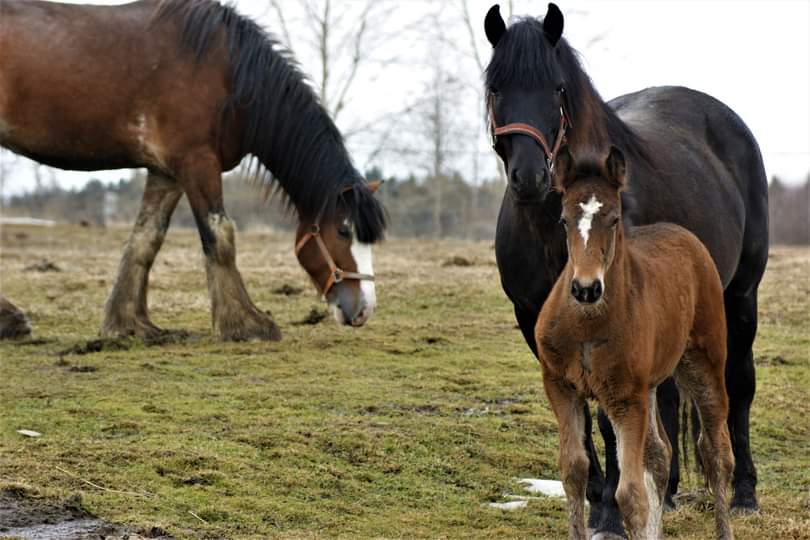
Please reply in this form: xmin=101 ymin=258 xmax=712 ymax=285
xmin=536 ymin=147 xmax=734 ymax=539
xmin=0 ymin=0 xmax=376 ymax=339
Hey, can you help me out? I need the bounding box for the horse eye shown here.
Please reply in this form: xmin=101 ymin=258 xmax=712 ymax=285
xmin=559 ymin=217 xmax=568 ymax=227
xmin=337 ymin=225 xmax=351 ymax=239
xmin=611 ymin=217 xmax=620 ymax=227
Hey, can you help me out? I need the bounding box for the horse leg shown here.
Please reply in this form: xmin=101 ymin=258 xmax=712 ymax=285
xmin=593 ymin=408 xmax=626 ymax=539
xmin=723 ymin=288 xmax=759 ymax=512
xmin=543 ymin=375 xmax=590 ymax=540
xmin=656 ymin=377 xmax=679 ymax=510
xmin=101 ymin=171 xmax=181 ymax=338
xmin=605 ymin=395 xmax=650 ymax=540
xmin=642 ymin=389 xmax=671 ymax=540
xmin=178 ymin=150 xmax=281 ymax=342
xmin=676 ymin=350 xmax=735 ymax=540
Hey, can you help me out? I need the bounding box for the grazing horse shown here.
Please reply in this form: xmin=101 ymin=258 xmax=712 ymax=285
xmin=536 ymin=146 xmax=734 ymax=540
xmin=484 ymin=3 xmax=767 ymax=535
xmin=0 ymin=0 xmax=385 ymax=341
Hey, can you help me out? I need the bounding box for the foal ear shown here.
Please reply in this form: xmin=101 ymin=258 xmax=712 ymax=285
xmin=552 ymin=145 xmax=574 ymax=192
xmin=543 ymin=3 xmax=564 ymax=47
xmin=485 ymin=5 xmax=507 ymax=47
xmin=605 ymin=146 xmax=627 ymax=188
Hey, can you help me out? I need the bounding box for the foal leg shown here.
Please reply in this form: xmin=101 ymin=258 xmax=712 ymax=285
xmin=543 ymin=376 xmax=590 ymax=540
xmin=642 ymin=389 xmax=672 ymax=540
xmin=677 ymin=349 xmax=734 ymax=540
xmin=178 ymin=150 xmax=281 ymax=342
xmin=605 ymin=394 xmax=650 ymax=539
xmin=101 ymin=171 xmax=182 ymax=338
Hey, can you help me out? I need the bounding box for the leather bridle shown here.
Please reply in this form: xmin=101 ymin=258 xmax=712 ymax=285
xmin=294 ymin=205 xmax=375 ymax=296
xmin=488 ymin=90 xmax=572 ymax=173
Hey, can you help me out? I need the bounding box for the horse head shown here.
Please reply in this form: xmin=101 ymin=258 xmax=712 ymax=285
xmin=295 ymin=180 xmax=385 ymax=327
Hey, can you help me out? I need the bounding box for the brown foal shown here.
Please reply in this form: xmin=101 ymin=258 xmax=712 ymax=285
xmin=535 ymin=146 xmax=734 ymax=539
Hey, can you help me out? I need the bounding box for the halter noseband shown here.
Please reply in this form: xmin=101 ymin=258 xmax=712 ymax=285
xmin=294 ymin=206 xmax=375 ymax=296
xmin=488 ymin=91 xmax=571 ymax=172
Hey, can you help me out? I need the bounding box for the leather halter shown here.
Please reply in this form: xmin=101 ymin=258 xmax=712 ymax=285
xmin=294 ymin=211 xmax=375 ymax=296
xmin=488 ymin=91 xmax=571 ymax=172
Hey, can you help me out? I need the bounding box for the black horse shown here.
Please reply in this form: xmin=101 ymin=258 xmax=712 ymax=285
xmin=484 ymin=4 xmax=767 ymax=537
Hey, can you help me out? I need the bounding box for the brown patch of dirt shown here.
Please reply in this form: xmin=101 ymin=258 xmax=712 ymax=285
xmin=23 ymin=259 xmax=62 ymax=272
xmin=441 ymin=256 xmax=474 ymax=267
xmin=293 ymin=307 xmax=328 ymax=325
xmin=273 ymin=284 xmax=304 ymax=296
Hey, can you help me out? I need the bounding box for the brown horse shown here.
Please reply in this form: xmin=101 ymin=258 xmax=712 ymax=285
xmin=0 ymin=0 xmax=386 ymax=341
xmin=535 ymin=146 xmax=734 ymax=539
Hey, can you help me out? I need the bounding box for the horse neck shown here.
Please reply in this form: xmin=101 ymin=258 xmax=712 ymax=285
xmin=564 ymin=75 xmax=616 ymax=154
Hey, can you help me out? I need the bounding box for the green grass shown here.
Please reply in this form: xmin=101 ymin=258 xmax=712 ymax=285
xmin=1 ymin=224 xmax=808 ymax=538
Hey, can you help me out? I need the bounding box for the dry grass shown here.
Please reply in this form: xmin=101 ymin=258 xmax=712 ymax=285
xmin=1 ymin=223 xmax=808 ymax=539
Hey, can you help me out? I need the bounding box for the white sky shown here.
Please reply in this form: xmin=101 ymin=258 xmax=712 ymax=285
xmin=1 ymin=0 xmax=808 ymax=197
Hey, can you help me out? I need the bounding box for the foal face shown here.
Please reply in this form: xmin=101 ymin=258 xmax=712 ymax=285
xmin=554 ymin=146 xmax=626 ymax=305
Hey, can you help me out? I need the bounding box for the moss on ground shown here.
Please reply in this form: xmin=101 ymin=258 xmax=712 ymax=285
xmin=1 ymin=224 xmax=808 ymax=538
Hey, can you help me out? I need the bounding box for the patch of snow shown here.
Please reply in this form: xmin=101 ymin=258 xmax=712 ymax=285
xmin=16 ymin=429 xmax=42 ymax=437
xmin=518 ymin=478 xmax=566 ymax=498
xmin=488 ymin=500 xmax=528 ymax=510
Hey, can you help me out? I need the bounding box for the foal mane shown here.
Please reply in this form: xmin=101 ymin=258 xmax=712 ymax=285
xmin=152 ymin=0 xmax=385 ymax=242
xmin=485 ymin=17 xmax=654 ymax=168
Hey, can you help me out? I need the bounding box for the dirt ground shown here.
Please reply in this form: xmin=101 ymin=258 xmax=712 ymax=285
xmin=1 ymin=223 xmax=808 ymax=539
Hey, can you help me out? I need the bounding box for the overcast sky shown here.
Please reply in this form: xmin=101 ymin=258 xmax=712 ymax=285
xmin=1 ymin=0 xmax=808 ymax=197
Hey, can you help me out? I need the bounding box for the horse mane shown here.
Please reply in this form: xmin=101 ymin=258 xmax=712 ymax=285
xmin=152 ymin=0 xmax=385 ymax=242
xmin=485 ymin=17 xmax=654 ymax=168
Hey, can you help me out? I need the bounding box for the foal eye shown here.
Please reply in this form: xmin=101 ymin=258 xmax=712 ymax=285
xmin=337 ymin=225 xmax=351 ymax=239
xmin=559 ymin=217 xmax=568 ymax=227
xmin=611 ymin=217 xmax=620 ymax=227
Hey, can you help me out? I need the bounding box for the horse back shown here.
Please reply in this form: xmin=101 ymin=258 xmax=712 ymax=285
xmin=610 ymin=86 xmax=768 ymax=288
xmin=0 ymin=0 xmax=233 ymax=173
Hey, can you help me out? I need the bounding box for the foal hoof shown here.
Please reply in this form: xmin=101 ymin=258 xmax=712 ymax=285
xmin=219 ymin=311 xmax=282 ymax=342
xmin=663 ymin=494 xmax=676 ymax=513
xmin=590 ymin=532 xmax=626 ymax=540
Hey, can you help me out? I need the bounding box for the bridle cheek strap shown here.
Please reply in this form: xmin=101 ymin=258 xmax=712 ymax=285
xmin=295 ymin=226 xmax=375 ymax=296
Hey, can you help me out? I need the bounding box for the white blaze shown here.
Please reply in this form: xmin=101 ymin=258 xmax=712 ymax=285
xmin=350 ymin=233 xmax=376 ymax=321
xmin=577 ymin=194 xmax=603 ymax=248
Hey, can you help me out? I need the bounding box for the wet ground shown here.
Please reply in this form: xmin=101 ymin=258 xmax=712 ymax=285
xmin=0 ymin=487 xmax=171 ymax=540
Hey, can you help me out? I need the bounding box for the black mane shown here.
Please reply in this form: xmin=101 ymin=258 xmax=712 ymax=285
xmin=485 ymin=17 xmax=654 ymax=167
xmin=153 ymin=0 xmax=385 ymax=242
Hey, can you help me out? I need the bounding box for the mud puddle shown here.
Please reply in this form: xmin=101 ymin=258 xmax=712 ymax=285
xmin=0 ymin=487 xmax=171 ymax=539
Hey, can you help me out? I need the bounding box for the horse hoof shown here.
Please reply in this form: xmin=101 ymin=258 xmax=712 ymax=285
xmin=220 ymin=312 xmax=282 ymax=342
xmin=730 ymin=489 xmax=759 ymax=514
xmin=663 ymin=494 xmax=676 ymax=513
xmin=590 ymin=532 xmax=626 ymax=540
xmin=100 ymin=317 xmax=166 ymax=340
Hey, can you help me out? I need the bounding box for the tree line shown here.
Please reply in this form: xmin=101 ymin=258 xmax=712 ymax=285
xmin=3 ymin=170 xmax=807 ymax=245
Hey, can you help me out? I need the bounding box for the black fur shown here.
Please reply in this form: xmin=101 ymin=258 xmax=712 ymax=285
xmin=153 ymin=0 xmax=385 ymax=241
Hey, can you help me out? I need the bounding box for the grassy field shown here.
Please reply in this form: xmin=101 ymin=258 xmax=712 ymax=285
xmin=1 ymin=223 xmax=808 ymax=539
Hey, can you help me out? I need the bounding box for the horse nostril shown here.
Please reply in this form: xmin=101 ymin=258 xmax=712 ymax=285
xmin=571 ymin=280 xmax=581 ymax=300
xmin=592 ymin=280 xmax=603 ymax=301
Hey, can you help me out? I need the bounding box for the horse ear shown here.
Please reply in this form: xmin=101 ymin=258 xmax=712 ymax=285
xmin=485 ymin=5 xmax=507 ymax=47
xmin=367 ymin=180 xmax=384 ymax=194
xmin=552 ymin=146 xmax=573 ymax=192
xmin=605 ymin=146 xmax=627 ymax=188
xmin=543 ymin=3 xmax=564 ymax=47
